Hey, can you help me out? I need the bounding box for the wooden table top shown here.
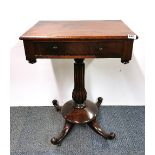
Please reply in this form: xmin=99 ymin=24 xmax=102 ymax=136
xmin=20 ymin=20 xmax=137 ymax=41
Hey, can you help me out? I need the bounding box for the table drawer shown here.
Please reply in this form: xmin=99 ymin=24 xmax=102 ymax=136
xmin=34 ymin=41 xmax=122 ymax=57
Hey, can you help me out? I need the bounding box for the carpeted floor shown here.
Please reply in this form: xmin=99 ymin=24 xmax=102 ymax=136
xmin=10 ymin=106 xmax=145 ymax=155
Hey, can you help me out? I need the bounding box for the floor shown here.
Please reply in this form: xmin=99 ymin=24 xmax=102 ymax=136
xmin=10 ymin=106 xmax=145 ymax=155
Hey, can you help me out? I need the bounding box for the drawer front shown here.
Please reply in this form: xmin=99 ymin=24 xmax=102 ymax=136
xmin=34 ymin=41 xmax=123 ymax=57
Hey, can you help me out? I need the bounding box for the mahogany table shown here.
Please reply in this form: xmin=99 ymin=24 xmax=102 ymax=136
xmin=20 ymin=20 xmax=138 ymax=145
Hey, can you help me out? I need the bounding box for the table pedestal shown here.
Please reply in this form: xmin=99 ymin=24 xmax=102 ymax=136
xmin=51 ymin=59 xmax=115 ymax=145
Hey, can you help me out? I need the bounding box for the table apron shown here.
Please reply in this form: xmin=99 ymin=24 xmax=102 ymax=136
xmin=23 ymin=40 xmax=133 ymax=62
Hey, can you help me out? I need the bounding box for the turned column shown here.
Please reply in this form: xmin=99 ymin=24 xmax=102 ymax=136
xmin=72 ymin=59 xmax=87 ymax=108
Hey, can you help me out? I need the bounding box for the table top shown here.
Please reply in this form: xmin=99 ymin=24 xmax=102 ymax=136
xmin=20 ymin=20 xmax=137 ymax=41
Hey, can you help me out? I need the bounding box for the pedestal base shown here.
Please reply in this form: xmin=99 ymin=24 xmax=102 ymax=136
xmin=51 ymin=97 xmax=115 ymax=145
xmin=61 ymin=100 xmax=98 ymax=124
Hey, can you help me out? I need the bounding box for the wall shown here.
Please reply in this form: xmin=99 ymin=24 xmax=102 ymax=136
xmin=10 ymin=0 xmax=145 ymax=106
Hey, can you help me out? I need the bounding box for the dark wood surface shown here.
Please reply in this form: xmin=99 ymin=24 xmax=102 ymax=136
xmin=51 ymin=121 xmax=74 ymax=145
xmin=20 ymin=21 xmax=138 ymax=145
xmin=23 ymin=39 xmax=133 ymax=63
xmin=20 ymin=20 xmax=137 ymax=40
xmin=20 ymin=20 xmax=137 ymax=64
xmin=52 ymin=59 xmax=115 ymax=145
xmin=72 ymin=59 xmax=87 ymax=105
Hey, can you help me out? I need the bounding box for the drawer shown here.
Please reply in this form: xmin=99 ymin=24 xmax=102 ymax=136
xmin=33 ymin=41 xmax=123 ymax=57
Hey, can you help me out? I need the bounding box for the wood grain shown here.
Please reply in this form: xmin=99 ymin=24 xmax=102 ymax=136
xmin=20 ymin=20 xmax=138 ymax=40
xmin=20 ymin=20 xmax=138 ymax=145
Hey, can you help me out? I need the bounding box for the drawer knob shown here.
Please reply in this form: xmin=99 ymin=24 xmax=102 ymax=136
xmin=52 ymin=45 xmax=58 ymax=49
xmin=99 ymin=47 xmax=103 ymax=51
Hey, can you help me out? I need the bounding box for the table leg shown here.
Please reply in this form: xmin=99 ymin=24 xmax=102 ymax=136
xmin=88 ymin=119 xmax=115 ymax=139
xmin=72 ymin=59 xmax=87 ymax=108
xmin=51 ymin=121 xmax=74 ymax=145
xmin=51 ymin=59 xmax=115 ymax=145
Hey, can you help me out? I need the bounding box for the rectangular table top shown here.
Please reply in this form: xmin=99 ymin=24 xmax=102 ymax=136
xmin=20 ymin=20 xmax=137 ymax=41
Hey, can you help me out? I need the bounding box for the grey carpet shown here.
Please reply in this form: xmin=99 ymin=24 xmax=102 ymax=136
xmin=10 ymin=106 xmax=145 ymax=155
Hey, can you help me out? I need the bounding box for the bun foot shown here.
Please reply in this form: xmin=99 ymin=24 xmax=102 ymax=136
xmin=88 ymin=119 xmax=115 ymax=140
xmin=51 ymin=121 xmax=74 ymax=145
xmin=52 ymin=100 xmax=61 ymax=112
xmin=28 ymin=59 xmax=36 ymax=64
xmin=121 ymin=59 xmax=129 ymax=64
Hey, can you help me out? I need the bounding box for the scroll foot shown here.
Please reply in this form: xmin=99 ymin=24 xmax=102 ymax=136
xmin=51 ymin=121 xmax=74 ymax=145
xmin=88 ymin=119 xmax=115 ymax=140
xmin=52 ymin=100 xmax=61 ymax=112
xmin=96 ymin=97 xmax=103 ymax=108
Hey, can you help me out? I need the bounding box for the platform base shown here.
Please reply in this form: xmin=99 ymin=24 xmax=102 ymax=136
xmin=61 ymin=100 xmax=98 ymax=124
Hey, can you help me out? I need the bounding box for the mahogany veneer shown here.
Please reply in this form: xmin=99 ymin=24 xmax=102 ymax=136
xmin=20 ymin=20 xmax=138 ymax=145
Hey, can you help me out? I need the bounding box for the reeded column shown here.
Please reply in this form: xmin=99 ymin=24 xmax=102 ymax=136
xmin=72 ymin=59 xmax=87 ymax=107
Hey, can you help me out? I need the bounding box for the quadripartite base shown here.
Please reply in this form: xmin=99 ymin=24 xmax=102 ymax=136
xmin=51 ymin=98 xmax=115 ymax=145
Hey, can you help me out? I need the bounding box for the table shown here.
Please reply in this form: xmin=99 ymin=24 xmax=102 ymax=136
xmin=20 ymin=20 xmax=138 ymax=145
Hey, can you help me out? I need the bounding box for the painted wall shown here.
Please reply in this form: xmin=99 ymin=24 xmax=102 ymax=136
xmin=10 ymin=0 xmax=145 ymax=106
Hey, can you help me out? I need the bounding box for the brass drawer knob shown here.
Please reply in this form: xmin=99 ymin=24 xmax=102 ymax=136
xmin=52 ymin=45 xmax=58 ymax=49
xmin=99 ymin=47 xmax=103 ymax=51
